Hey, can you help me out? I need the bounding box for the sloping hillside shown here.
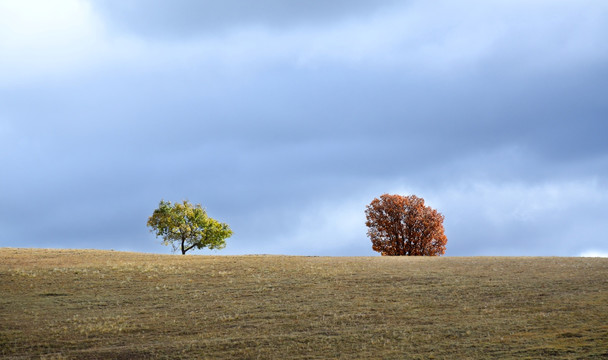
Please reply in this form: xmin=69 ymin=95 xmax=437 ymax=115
xmin=1 ymin=248 xmax=607 ymax=359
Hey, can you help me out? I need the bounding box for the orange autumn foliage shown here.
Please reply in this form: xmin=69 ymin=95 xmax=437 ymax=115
xmin=365 ymin=194 xmax=447 ymax=256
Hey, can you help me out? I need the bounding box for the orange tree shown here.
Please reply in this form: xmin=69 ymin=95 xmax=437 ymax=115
xmin=365 ymin=194 xmax=447 ymax=256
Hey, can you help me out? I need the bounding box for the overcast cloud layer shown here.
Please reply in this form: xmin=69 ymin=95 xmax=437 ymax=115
xmin=1 ymin=0 xmax=607 ymax=256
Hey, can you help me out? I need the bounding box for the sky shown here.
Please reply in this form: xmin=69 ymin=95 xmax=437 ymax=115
xmin=1 ymin=0 xmax=607 ymax=257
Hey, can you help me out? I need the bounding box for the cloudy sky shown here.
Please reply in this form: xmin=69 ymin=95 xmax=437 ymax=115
xmin=1 ymin=0 xmax=607 ymax=256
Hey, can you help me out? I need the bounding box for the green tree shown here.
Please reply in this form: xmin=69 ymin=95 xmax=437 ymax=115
xmin=147 ymin=200 xmax=232 ymax=255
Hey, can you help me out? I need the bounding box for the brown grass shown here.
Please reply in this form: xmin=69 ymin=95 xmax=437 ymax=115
xmin=1 ymin=248 xmax=607 ymax=359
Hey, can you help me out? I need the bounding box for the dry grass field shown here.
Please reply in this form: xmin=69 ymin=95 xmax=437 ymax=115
xmin=1 ymin=248 xmax=607 ymax=359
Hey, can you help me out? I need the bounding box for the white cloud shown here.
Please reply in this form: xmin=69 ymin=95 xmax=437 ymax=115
xmin=579 ymin=250 xmax=608 ymax=257
xmin=0 ymin=0 xmax=144 ymax=85
xmin=431 ymin=178 xmax=608 ymax=255
xmin=277 ymin=177 xmax=608 ymax=256
xmin=258 ymin=176 xmax=608 ymax=256
xmin=0 ymin=1 xmax=95 ymax=75
xmin=3 ymin=0 xmax=606 ymax=84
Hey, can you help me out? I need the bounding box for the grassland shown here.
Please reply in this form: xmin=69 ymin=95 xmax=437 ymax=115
xmin=1 ymin=248 xmax=607 ymax=359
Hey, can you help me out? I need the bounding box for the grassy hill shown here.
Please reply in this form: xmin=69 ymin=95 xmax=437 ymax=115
xmin=1 ymin=248 xmax=607 ymax=359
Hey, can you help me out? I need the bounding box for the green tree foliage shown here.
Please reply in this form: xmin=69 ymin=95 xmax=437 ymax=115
xmin=147 ymin=200 xmax=232 ymax=255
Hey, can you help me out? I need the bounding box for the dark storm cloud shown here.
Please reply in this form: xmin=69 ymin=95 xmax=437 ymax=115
xmin=1 ymin=0 xmax=607 ymax=256
xmin=91 ymin=0 xmax=401 ymax=37
xmin=4 ymin=56 xmax=607 ymax=254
